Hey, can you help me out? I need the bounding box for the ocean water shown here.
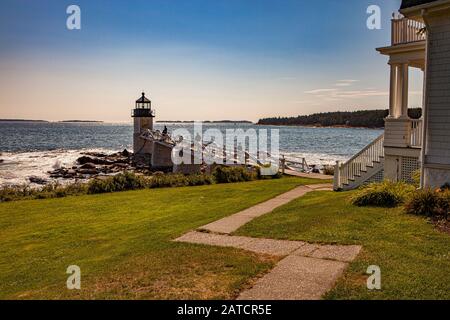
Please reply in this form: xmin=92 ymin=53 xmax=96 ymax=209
xmin=0 ymin=121 xmax=383 ymax=186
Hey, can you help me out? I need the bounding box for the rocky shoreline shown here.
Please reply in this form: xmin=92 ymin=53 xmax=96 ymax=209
xmin=35 ymin=150 xmax=135 ymax=185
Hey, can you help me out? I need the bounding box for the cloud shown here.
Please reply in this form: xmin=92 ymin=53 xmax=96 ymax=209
xmin=305 ymin=86 xmax=388 ymax=100
xmin=304 ymin=88 xmax=338 ymax=94
xmin=334 ymin=79 xmax=359 ymax=87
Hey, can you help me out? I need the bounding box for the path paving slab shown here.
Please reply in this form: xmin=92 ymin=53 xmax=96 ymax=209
xmin=308 ymin=244 xmax=362 ymax=262
xmin=175 ymin=231 xmax=306 ymax=256
xmin=237 ymin=256 xmax=347 ymax=300
xmin=175 ymin=231 xmax=253 ymax=248
xmin=237 ymin=238 xmax=306 ymax=256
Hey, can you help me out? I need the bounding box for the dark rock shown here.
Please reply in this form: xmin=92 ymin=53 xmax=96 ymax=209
xmin=113 ymin=157 xmax=129 ymax=164
xmin=79 ymin=168 xmax=98 ymax=175
xmin=77 ymin=156 xmax=94 ymax=165
xmin=29 ymin=176 xmax=48 ymax=185
xmin=81 ymin=152 xmax=108 ymax=158
xmin=77 ymin=156 xmax=112 ymax=165
xmin=80 ymin=163 xmax=96 ymax=169
xmin=0 ymin=159 xmax=4 ymax=164
xmin=121 ymin=149 xmax=130 ymax=157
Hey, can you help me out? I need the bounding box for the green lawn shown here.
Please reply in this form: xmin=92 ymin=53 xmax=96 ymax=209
xmin=235 ymin=191 xmax=450 ymax=300
xmin=0 ymin=176 xmax=324 ymax=300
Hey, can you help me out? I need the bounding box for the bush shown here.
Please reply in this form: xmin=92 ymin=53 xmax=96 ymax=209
xmin=149 ymin=173 xmax=188 ymax=188
xmin=87 ymin=178 xmax=116 ymax=194
xmin=412 ymin=169 xmax=421 ymax=188
xmin=0 ymin=185 xmax=33 ymax=202
xmin=322 ymin=165 xmax=335 ymax=176
xmin=405 ymin=189 xmax=449 ymax=219
xmin=351 ymin=181 xmax=416 ymax=208
xmin=441 ymin=183 xmax=450 ymax=191
xmin=185 ymin=174 xmax=214 ymax=186
xmin=87 ymin=172 xmax=147 ymax=194
xmin=213 ymin=166 xmax=257 ymax=184
xmin=1 ymin=165 xmax=267 ymax=201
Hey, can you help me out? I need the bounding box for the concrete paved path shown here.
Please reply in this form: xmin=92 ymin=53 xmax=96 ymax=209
xmin=199 ymin=184 xmax=333 ymax=234
xmin=174 ymin=183 xmax=362 ymax=300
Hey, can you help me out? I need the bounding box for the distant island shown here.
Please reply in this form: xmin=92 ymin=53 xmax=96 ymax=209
xmin=157 ymin=120 xmax=253 ymax=124
xmin=59 ymin=120 xmax=104 ymax=123
xmin=0 ymin=119 xmax=49 ymax=122
xmin=257 ymin=108 xmax=422 ymax=128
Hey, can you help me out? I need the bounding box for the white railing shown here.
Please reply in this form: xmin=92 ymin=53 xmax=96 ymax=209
xmin=334 ymin=134 xmax=385 ymax=190
xmin=410 ymin=119 xmax=423 ymax=148
xmin=280 ymin=155 xmax=309 ymax=173
xmin=392 ymin=17 xmax=426 ymax=46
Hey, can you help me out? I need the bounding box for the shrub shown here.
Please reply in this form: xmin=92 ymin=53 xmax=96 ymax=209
xmin=185 ymin=174 xmax=214 ymax=186
xmin=213 ymin=166 xmax=257 ymax=184
xmin=412 ymin=169 xmax=421 ymax=188
xmin=149 ymin=173 xmax=187 ymax=188
xmin=1 ymin=165 xmax=265 ymax=202
xmin=111 ymin=171 xmax=147 ymax=191
xmin=87 ymin=178 xmax=116 ymax=194
xmin=351 ymin=180 xmax=416 ymax=208
xmin=87 ymin=172 xmax=147 ymax=194
xmin=405 ymin=189 xmax=449 ymax=219
xmin=0 ymin=186 xmax=32 ymax=202
xmin=322 ymin=165 xmax=335 ymax=176
xmin=441 ymin=183 xmax=450 ymax=191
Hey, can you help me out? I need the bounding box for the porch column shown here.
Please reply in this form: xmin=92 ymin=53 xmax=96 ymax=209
xmin=388 ymin=64 xmax=397 ymax=118
xmin=399 ymin=63 xmax=409 ymax=118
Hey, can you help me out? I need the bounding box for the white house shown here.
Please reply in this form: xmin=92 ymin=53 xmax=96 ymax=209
xmin=334 ymin=0 xmax=450 ymax=190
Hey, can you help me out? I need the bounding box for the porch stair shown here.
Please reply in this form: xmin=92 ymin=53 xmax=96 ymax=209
xmin=334 ymin=134 xmax=385 ymax=191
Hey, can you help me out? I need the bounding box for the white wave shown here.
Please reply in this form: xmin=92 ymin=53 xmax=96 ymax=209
xmin=0 ymin=148 xmax=115 ymax=187
xmin=282 ymin=152 xmax=349 ymax=166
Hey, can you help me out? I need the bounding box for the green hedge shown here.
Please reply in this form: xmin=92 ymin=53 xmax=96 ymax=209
xmin=1 ymin=167 xmax=265 ymax=202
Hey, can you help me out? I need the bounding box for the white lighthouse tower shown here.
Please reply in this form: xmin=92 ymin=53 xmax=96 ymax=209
xmin=132 ymin=92 xmax=155 ymax=165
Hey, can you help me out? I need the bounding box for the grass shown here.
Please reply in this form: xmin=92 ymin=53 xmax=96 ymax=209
xmin=235 ymin=191 xmax=450 ymax=300
xmin=0 ymin=176 xmax=324 ymax=300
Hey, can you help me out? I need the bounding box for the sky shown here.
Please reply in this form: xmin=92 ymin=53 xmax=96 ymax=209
xmin=0 ymin=0 xmax=424 ymax=122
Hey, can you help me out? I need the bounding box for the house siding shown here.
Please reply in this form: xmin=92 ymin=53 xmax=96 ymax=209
xmin=423 ymin=12 xmax=450 ymax=186
xmin=425 ymin=15 xmax=450 ymax=164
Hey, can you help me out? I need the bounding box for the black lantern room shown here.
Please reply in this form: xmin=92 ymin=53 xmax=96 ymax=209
xmin=132 ymin=92 xmax=155 ymax=117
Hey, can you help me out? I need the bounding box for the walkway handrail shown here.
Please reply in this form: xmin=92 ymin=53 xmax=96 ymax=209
xmin=334 ymin=134 xmax=385 ymax=189
xmin=410 ymin=119 xmax=423 ymax=148
xmin=392 ymin=17 xmax=426 ymax=46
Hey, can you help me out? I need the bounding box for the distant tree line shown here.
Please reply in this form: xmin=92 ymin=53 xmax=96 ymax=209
xmin=257 ymin=108 xmax=422 ymax=128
